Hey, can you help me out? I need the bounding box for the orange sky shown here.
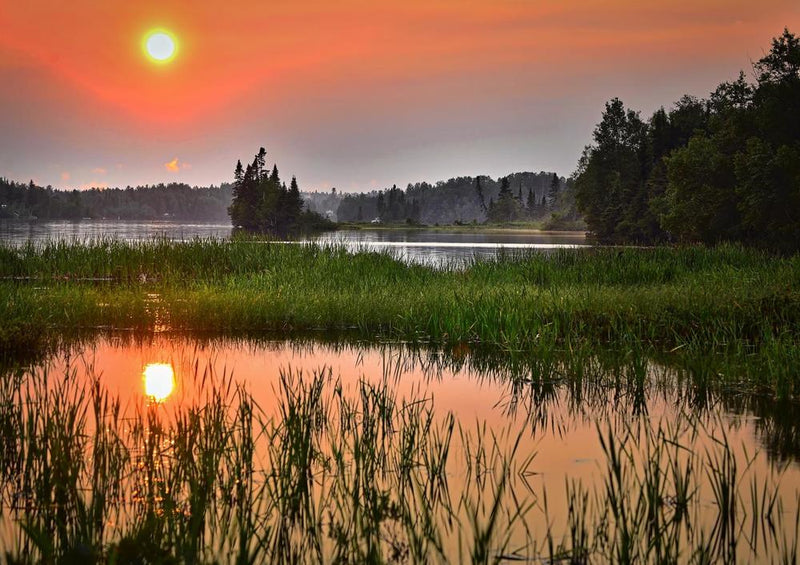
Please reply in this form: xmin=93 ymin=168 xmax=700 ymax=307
xmin=1 ymin=0 xmax=798 ymax=191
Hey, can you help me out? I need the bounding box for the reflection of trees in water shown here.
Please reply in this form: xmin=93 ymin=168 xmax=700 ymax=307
xmin=15 ymin=330 xmax=800 ymax=463
xmin=720 ymin=395 xmax=800 ymax=463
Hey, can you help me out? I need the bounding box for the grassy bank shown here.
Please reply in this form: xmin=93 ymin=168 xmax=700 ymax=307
xmin=1 ymin=240 xmax=798 ymax=391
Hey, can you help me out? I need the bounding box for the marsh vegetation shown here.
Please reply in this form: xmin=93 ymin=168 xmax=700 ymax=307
xmin=2 ymin=337 xmax=800 ymax=563
xmin=0 ymin=239 xmax=798 ymax=562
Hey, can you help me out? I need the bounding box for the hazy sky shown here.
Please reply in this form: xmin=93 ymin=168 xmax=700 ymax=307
xmin=1 ymin=1 xmax=798 ymax=192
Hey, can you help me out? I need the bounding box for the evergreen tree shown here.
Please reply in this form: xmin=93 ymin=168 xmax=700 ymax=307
xmin=548 ymin=173 xmax=560 ymax=206
xmin=498 ymin=176 xmax=511 ymax=197
xmin=228 ymin=148 xmax=330 ymax=235
xmin=254 ymin=148 xmax=266 ymax=180
xmin=527 ymin=187 xmax=536 ymax=216
xmin=488 ymin=176 xmax=523 ymax=222
xmin=475 ymin=176 xmax=487 ymax=213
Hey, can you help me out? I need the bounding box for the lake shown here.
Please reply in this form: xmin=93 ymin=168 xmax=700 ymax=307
xmin=2 ymin=332 xmax=799 ymax=561
xmin=2 ymin=225 xmax=798 ymax=562
xmin=0 ymin=219 xmax=588 ymax=265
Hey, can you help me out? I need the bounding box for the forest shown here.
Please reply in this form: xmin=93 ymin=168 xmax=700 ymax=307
xmin=2 ymin=170 xmax=576 ymax=228
xmin=0 ymin=178 xmax=232 ymax=221
xmin=574 ymin=28 xmax=800 ymax=250
xmin=305 ymin=171 xmax=577 ymax=226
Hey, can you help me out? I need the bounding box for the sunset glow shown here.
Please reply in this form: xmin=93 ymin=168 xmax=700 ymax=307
xmin=0 ymin=1 xmax=798 ymax=191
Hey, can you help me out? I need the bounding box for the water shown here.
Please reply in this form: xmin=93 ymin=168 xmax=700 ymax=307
xmin=0 ymin=219 xmax=233 ymax=243
xmin=0 ymin=220 xmax=588 ymax=265
xmin=313 ymin=228 xmax=588 ymax=265
xmin=3 ymin=334 xmax=799 ymax=561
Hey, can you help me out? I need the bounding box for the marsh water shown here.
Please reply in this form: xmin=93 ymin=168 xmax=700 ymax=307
xmin=4 ymin=221 xmax=800 ymax=560
xmin=3 ymin=333 xmax=800 ymax=561
xmin=0 ymin=220 xmax=588 ymax=265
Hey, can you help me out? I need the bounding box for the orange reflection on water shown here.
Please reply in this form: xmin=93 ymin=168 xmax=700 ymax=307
xmin=143 ymin=363 xmax=175 ymax=402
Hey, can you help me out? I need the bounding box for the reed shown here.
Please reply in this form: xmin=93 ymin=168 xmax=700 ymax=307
xmin=1 ymin=240 xmax=798 ymax=393
xmin=1 ymin=359 xmax=798 ymax=563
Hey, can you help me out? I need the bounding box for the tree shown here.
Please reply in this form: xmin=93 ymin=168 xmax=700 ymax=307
xmin=547 ymin=173 xmax=560 ymax=207
xmin=527 ymin=187 xmax=535 ymax=217
xmin=574 ymin=98 xmax=656 ymax=242
xmin=253 ymin=147 xmax=266 ymax=179
xmin=662 ymin=135 xmax=738 ymax=243
xmin=475 ymin=176 xmax=487 ymax=214
xmin=755 ymin=28 xmax=800 ymax=85
xmin=488 ymin=176 xmax=523 ymax=223
xmin=228 ymin=148 xmax=330 ymax=235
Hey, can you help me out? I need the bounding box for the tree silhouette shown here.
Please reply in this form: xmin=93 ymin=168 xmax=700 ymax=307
xmin=228 ymin=147 xmax=331 ymax=235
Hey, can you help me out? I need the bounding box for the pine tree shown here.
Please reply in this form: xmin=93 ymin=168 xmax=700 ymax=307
xmin=254 ymin=147 xmax=266 ymax=180
xmin=475 ymin=176 xmax=487 ymax=213
xmin=288 ymin=175 xmax=303 ymax=223
xmin=499 ymin=176 xmax=511 ymax=197
xmin=548 ymin=173 xmax=560 ymax=207
xmin=228 ymin=147 xmax=330 ymax=234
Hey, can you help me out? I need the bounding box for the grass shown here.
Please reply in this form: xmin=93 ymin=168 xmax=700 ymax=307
xmin=1 ymin=360 xmax=798 ymax=563
xmin=0 ymin=236 xmax=800 ymax=386
xmin=0 ymin=239 xmax=798 ymax=394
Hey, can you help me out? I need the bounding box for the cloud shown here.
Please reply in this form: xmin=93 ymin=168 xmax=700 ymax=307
xmin=60 ymin=171 xmax=70 ymax=181
xmin=164 ymin=157 xmax=191 ymax=172
xmin=91 ymin=167 xmax=107 ymax=175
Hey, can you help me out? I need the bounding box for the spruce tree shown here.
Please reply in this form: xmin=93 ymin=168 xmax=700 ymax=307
xmin=527 ymin=187 xmax=536 ymax=216
xmin=548 ymin=173 xmax=560 ymax=206
xmin=475 ymin=176 xmax=487 ymax=213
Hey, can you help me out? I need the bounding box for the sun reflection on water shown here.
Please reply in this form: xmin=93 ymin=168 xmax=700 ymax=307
xmin=143 ymin=363 xmax=175 ymax=402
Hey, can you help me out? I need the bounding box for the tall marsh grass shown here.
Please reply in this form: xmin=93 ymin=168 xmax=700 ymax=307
xmin=1 ymin=239 xmax=798 ymax=395
xmin=1 ymin=359 xmax=798 ymax=563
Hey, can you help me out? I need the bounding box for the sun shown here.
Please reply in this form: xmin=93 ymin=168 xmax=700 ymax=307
xmin=143 ymin=30 xmax=178 ymax=64
xmin=143 ymin=363 xmax=175 ymax=402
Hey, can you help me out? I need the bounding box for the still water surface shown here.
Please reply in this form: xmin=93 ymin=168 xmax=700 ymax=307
xmin=3 ymin=334 xmax=798 ymax=560
xmin=0 ymin=220 xmax=588 ymax=265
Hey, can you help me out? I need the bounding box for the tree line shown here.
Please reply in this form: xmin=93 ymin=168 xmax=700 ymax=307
xmin=574 ymin=28 xmax=800 ymax=250
xmin=0 ymin=178 xmax=232 ymax=221
xmin=305 ymin=171 xmax=577 ymax=226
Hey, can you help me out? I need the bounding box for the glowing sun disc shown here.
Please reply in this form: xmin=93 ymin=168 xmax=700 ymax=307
xmin=143 ymin=363 xmax=175 ymax=402
xmin=144 ymin=30 xmax=177 ymax=63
